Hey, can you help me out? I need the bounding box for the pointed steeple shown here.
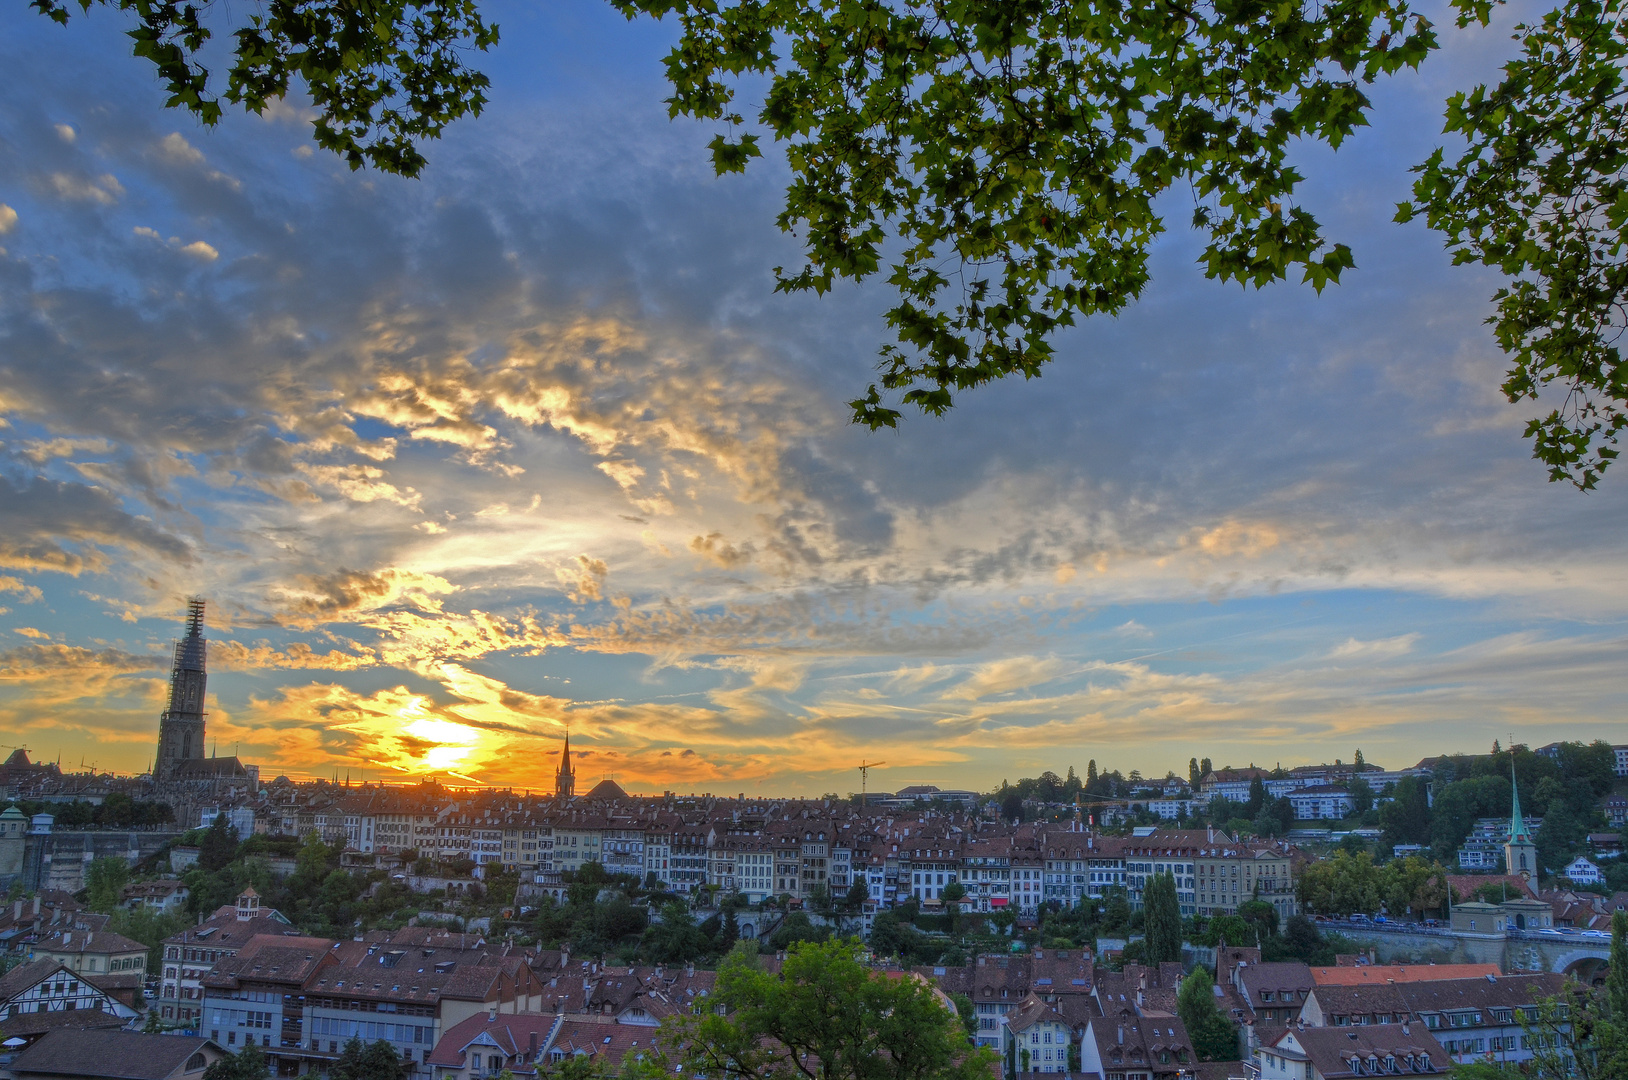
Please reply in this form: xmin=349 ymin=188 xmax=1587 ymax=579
xmin=1505 ymin=755 xmax=1538 ymax=878
xmin=1509 ymin=758 xmax=1533 ymax=842
xmin=555 ymin=730 xmax=575 ymax=799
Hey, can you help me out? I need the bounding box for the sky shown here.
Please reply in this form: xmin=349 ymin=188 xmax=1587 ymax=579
xmin=0 ymin=1 xmax=1624 ymax=796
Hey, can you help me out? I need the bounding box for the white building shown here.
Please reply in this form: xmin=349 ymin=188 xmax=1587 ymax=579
xmin=1561 ymin=856 xmax=1603 ymax=885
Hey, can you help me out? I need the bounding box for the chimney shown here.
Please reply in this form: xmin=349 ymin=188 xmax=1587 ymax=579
xmin=488 ymin=1002 xmax=498 ymax=1021
xmin=529 ymin=1032 xmax=538 ymax=1055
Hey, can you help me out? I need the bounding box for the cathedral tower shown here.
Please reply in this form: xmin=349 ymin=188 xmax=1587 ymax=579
xmin=155 ymin=598 xmax=208 ymax=782
xmin=555 ymin=732 xmax=575 ymax=798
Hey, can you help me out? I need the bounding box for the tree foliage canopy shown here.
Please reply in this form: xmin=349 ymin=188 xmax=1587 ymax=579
xmin=1175 ymin=966 xmax=1238 ymax=1062
xmin=663 ymin=938 xmax=997 ymax=1080
xmin=1142 ymin=871 xmax=1182 ymax=965
xmin=31 ymin=0 xmax=1628 ymax=485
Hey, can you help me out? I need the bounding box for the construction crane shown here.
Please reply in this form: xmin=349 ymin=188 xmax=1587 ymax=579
xmin=857 ymin=761 xmax=886 ymax=798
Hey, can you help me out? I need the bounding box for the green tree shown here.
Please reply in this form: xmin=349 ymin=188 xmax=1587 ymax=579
xmin=1607 ymin=908 xmax=1628 ymax=1026
xmin=203 ymin=1044 xmax=271 ymax=1080
xmin=1238 ymin=900 xmax=1279 ymax=942
xmin=643 ymin=902 xmax=706 ymax=963
xmin=31 ymin=0 xmax=1628 ymax=485
xmin=1142 ymin=873 xmax=1182 ymax=965
xmin=718 ymin=907 xmax=740 ymax=951
xmin=1101 ymin=887 xmax=1131 ymax=935
xmin=1175 ymin=966 xmax=1238 ymax=1062
xmin=331 ymin=1038 xmax=409 ymax=1080
xmin=1380 ymin=776 xmax=1432 ymax=849
xmin=198 ymin=815 xmax=239 ymax=874
xmin=769 ymin=911 xmax=829 ymax=952
xmin=1298 ymin=851 xmax=1386 ymax=916
xmin=662 ymin=938 xmax=998 ymax=1080
xmin=949 ymin=991 xmax=978 ymax=1041
xmin=84 ymin=857 xmax=129 ymax=914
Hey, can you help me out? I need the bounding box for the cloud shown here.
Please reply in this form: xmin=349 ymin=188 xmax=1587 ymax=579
xmin=158 ymin=132 xmax=204 ymax=165
xmin=0 ymin=204 xmax=15 ymax=234
xmin=278 ymin=568 xmax=456 ymax=625
xmin=1328 ymin=634 xmax=1420 ymax=661
xmin=941 ymin=656 xmax=1073 ymax=701
xmin=0 ymin=4 xmax=1626 ymax=787
xmin=689 ymin=532 xmax=753 ymax=567
xmin=557 ymin=555 xmax=608 ymax=604
xmin=45 ymin=171 xmax=123 ymax=204
xmin=0 ymin=475 xmax=191 ymax=574
xmin=0 ymin=577 xmax=42 ymax=602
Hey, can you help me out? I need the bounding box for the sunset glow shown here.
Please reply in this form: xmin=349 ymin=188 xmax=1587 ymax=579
xmin=2 ymin=1 xmax=1626 ymax=794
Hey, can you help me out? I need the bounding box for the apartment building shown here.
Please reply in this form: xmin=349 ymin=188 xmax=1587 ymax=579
xmin=159 ymin=889 xmax=294 ymax=1025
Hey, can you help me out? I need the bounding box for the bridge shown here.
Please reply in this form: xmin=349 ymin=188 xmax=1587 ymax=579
xmin=1327 ymin=922 xmax=1613 ymax=982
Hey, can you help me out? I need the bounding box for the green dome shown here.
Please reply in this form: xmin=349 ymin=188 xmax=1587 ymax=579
xmin=0 ymin=806 xmax=25 ymax=820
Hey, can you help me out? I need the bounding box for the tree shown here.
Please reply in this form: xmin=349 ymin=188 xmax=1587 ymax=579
xmin=1176 ymin=967 xmax=1238 ymax=1062
xmin=1189 ymin=759 xmax=1202 ymax=787
xmin=1606 ymin=908 xmax=1628 ymax=1028
xmin=331 ymin=1038 xmax=408 ymax=1080
xmin=1238 ymin=899 xmax=1279 ymax=942
xmin=84 ymin=857 xmax=129 ymax=914
xmin=32 ymin=0 xmax=1628 ymax=485
xmin=768 ymin=911 xmax=828 ymax=952
xmin=1101 ymin=887 xmax=1131 ymax=935
xmin=1245 ymin=777 xmax=1268 ymax=820
xmin=1142 ymin=872 xmax=1182 ymax=965
xmin=949 ymin=991 xmax=978 ymax=1042
xmin=1384 ymin=856 xmax=1450 ymax=920
xmin=1298 ymin=851 xmax=1386 ymax=916
xmin=644 ymin=901 xmax=706 ymax=963
xmin=1380 ymin=776 xmax=1432 ymax=848
xmin=718 ymin=907 xmax=740 ymax=951
xmin=203 ymin=1045 xmax=270 ymax=1080
xmin=198 ymin=815 xmax=239 ymax=874
xmin=662 ymin=938 xmax=998 ymax=1080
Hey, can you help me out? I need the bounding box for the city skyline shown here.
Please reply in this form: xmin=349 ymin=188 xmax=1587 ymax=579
xmin=2 ymin=2 xmax=1628 ymax=794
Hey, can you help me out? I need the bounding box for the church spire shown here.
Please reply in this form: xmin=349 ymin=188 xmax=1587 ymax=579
xmin=1509 ymin=757 xmax=1533 ymax=843
xmin=1505 ymin=754 xmax=1537 ymax=878
xmin=555 ymin=730 xmax=575 ymax=799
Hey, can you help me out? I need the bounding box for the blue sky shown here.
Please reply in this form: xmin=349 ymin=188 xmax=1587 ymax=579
xmin=1 ymin=0 xmax=1624 ymax=793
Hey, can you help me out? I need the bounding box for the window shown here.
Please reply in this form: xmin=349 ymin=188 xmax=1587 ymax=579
xmin=185 ymin=1054 xmax=208 ymax=1072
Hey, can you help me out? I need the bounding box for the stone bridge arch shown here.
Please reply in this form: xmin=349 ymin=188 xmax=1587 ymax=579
xmin=1551 ymin=948 xmax=1611 ymax=984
